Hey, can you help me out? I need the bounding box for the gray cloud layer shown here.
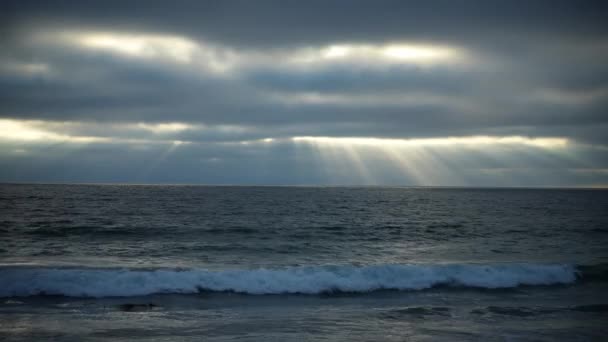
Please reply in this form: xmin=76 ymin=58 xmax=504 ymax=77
xmin=1 ymin=0 xmax=608 ymax=185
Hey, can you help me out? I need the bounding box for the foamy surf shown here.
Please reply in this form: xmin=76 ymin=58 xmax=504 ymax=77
xmin=0 ymin=263 xmax=579 ymax=298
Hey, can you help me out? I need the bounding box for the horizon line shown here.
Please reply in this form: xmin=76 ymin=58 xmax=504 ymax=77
xmin=1 ymin=181 xmax=607 ymax=190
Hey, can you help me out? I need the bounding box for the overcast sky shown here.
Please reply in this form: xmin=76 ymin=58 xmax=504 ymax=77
xmin=1 ymin=0 xmax=607 ymax=186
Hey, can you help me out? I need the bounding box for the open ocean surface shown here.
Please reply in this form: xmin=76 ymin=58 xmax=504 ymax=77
xmin=1 ymin=184 xmax=607 ymax=341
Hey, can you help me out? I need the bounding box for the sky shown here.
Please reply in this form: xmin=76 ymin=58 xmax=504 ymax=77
xmin=1 ymin=0 xmax=607 ymax=186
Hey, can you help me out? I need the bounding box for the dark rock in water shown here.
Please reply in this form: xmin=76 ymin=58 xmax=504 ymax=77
xmin=118 ymin=303 xmax=157 ymax=312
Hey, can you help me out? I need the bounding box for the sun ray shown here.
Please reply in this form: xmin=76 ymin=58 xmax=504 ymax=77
xmin=136 ymin=140 xmax=185 ymax=182
xmin=291 ymin=135 xmax=571 ymax=186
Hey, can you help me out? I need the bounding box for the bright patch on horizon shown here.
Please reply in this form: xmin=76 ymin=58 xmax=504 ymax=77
xmin=292 ymin=136 xmax=569 ymax=149
xmin=292 ymin=136 xmax=572 ymax=185
xmin=0 ymin=119 xmax=592 ymax=186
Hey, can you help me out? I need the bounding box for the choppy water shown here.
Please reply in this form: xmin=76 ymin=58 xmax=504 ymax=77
xmin=1 ymin=184 xmax=608 ymax=341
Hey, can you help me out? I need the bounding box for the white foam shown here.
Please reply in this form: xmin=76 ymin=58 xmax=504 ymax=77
xmin=0 ymin=263 xmax=577 ymax=297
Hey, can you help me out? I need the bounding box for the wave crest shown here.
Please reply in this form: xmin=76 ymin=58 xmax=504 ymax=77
xmin=0 ymin=263 xmax=577 ymax=298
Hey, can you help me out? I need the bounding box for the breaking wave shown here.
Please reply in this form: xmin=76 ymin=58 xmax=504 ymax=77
xmin=0 ymin=263 xmax=581 ymax=298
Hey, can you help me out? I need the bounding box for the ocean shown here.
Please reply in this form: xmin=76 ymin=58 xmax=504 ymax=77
xmin=1 ymin=184 xmax=607 ymax=341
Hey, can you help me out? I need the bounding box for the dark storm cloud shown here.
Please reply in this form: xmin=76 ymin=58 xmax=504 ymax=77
xmin=1 ymin=0 xmax=608 ymax=185
xmin=4 ymin=0 xmax=607 ymax=46
xmin=1 ymin=1 xmax=607 ymax=129
xmin=1 ymin=41 xmax=606 ymax=136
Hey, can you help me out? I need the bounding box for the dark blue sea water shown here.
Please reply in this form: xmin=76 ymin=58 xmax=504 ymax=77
xmin=1 ymin=184 xmax=608 ymax=341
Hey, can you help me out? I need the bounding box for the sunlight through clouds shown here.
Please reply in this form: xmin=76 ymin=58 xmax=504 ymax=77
xmin=136 ymin=122 xmax=193 ymax=134
xmin=0 ymin=119 xmax=196 ymax=144
xmin=3 ymin=3 xmax=607 ymax=187
xmin=291 ymin=136 xmax=569 ymax=149
xmin=0 ymin=119 xmax=106 ymax=143
xmin=0 ymin=117 xmax=602 ymax=186
xmin=69 ymin=32 xmax=199 ymax=63
xmin=36 ymin=30 xmax=240 ymax=74
xmin=33 ymin=29 xmax=468 ymax=77
xmin=293 ymin=43 xmax=466 ymax=66
xmin=291 ymin=136 xmax=572 ymax=185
